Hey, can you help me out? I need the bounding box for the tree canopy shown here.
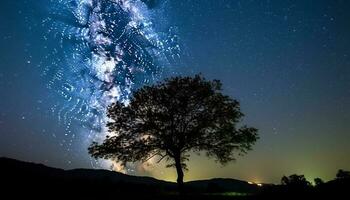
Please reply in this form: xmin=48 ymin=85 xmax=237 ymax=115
xmin=89 ymin=75 xmax=258 ymax=189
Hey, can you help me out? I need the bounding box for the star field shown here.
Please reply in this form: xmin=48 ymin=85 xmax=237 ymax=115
xmin=0 ymin=0 xmax=349 ymax=183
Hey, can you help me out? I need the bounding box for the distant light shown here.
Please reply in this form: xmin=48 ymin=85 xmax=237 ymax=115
xmin=248 ymin=181 xmax=263 ymax=186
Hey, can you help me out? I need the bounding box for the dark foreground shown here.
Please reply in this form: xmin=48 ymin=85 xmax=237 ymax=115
xmin=0 ymin=157 xmax=349 ymax=199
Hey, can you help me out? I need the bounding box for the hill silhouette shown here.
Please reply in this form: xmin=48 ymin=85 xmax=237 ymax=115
xmin=0 ymin=157 xmax=259 ymax=199
xmin=2 ymin=157 xmax=348 ymax=199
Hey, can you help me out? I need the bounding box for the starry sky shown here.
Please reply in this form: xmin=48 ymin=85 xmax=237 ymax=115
xmin=0 ymin=0 xmax=349 ymax=184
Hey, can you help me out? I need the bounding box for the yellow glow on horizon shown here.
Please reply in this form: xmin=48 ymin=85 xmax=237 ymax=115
xmin=247 ymin=181 xmax=263 ymax=186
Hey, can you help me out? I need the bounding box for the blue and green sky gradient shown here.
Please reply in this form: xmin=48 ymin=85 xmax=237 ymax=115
xmin=0 ymin=0 xmax=349 ymax=184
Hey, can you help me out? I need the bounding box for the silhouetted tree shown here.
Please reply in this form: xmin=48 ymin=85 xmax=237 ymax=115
xmin=281 ymin=174 xmax=311 ymax=188
xmin=314 ymin=177 xmax=324 ymax=186
xmin=88 ymin=75 xmax=258 ymax=191
xmin=336 ymin=169 xmax=350 ymax=179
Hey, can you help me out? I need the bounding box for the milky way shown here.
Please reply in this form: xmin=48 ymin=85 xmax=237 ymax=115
xmin=39 ymin=0 xmax=181 ymax=171
xmin=2 ymin=0 xmax=350 ymax=183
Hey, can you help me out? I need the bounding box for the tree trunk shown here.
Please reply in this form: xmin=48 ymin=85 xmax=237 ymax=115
xmin=174 ymin=155 xmax=184 ymax=193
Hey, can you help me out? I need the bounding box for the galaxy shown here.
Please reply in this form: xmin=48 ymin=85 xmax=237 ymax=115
xmin=37 ymin=0 xmax=181 ymax=171
xmin=42 ymin=0 xmax=180 ymax=128
xmin=1 ymin=0 xmax=350 ymax=184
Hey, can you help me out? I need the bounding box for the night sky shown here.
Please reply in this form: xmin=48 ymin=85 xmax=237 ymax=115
xmin=0 ymin=0 xmax=349 ymax=184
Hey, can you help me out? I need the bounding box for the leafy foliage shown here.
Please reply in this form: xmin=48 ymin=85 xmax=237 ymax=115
xmin=336 ymin=169 xmax=350 ymax=179
xmin=89 ymin=75 xmax=258 ymax=186
xmin=281 ymin=174 xmax=311 ymax=187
